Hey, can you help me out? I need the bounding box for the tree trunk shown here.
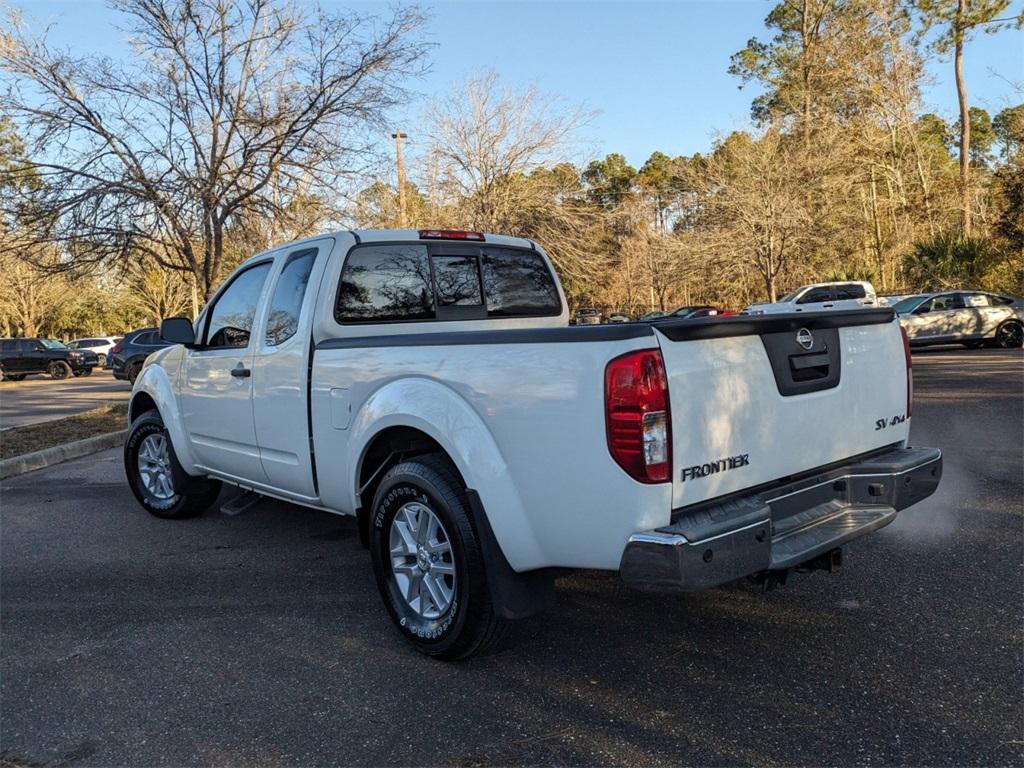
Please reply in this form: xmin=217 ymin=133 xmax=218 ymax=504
xmin=954 ymin=0 xmax=971 ymax=236
xmin=801 ymin=0 xmax=812 ymax=150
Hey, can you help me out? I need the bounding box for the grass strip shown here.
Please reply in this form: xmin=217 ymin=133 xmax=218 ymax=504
xmin=1 ymin=403 xmax=128 ymax=460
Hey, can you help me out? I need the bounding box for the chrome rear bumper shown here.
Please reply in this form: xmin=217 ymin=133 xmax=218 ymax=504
xmin=619 ymin=446 xmax=942 ymax=592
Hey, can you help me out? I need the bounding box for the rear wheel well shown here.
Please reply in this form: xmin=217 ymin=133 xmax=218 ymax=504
xmin=129 ymin=392 xmax=159 ymax=424
xmin=355 ymin=427 xmax=464 ymax=547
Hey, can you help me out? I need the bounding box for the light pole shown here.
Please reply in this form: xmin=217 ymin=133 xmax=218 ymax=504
xmin=392 ymin=131 xmax=408 ymax=228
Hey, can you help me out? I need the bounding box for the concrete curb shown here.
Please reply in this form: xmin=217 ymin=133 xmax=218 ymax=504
xmin=0 ymin=430 xmax=127 ymax=479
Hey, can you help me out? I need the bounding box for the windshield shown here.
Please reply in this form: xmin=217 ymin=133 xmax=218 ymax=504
xmin=891 ymin=295 xmax=928 ymax=314
xmin=39 ymin=339 xmax=68 ymax=349
xmin=779 ymin=287 xmax=806 ymax=303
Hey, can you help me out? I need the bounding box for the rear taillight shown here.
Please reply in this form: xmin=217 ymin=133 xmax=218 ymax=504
xmin=418 ymin=229 xmax=485 ymax=241
xmin=900 ymin=326 xmax=913 ymax=417
xmin=605 ymin=349 xmax=672 ymax=483
xmin=111 ymin=344 xmax=121 ymax=354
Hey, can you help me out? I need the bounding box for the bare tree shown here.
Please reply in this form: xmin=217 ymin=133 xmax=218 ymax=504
xmin=0 ymin=247 xmax=73 ymax=337
xmin=691 ymin=129 xmax=811 ymax=302
xmin=0 ymin=0 xmax=428 ymax=297
xmin=424 ymin=71 xmax=594 ymax=231
xmin=124 ymin=258 xmax=193 ymax=326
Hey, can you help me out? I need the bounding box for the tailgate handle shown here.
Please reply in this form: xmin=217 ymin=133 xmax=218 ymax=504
xmin=789 ymin=351 xmax=830 ymax=381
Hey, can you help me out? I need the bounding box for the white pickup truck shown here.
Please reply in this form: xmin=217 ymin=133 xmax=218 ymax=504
xmin=125 ymin=229 xmax=942 ymax=659
xmin=746 ymin=280 xmax=881 ymax=315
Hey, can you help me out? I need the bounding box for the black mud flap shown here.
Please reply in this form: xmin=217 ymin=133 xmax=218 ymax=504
xmin=465 ymin=489 xmax=557 ymax=620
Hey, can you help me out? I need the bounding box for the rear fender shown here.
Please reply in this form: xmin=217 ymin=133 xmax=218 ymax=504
xmin=347 ymin=377 xmax=541 ymax=572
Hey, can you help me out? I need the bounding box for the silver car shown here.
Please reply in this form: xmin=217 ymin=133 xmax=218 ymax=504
xmin=893 ymin=291 xmax=1024 ymax=349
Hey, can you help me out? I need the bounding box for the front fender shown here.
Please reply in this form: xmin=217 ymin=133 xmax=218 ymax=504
xmin=347 ymin=377 xmax=542 ymax=572
xmin=130 ymin=348 xmax=198 ymax=473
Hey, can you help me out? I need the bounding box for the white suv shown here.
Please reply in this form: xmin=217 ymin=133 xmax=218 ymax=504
xmin=747 ymin=281 xmax=879 ymax=315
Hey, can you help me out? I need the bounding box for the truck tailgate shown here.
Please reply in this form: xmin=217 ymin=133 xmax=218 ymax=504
xmin=653 ymin=310 xmax=909 ymax=510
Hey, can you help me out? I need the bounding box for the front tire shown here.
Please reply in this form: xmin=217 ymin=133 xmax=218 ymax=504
xmin=124 ymin=411 xmax=221 ymax=519
xmin=127 ymin=361 xmax=143 ymax=385
xmin=995 ymin=320 xmax=1023 ymax=349
xmin=369 ymin=454 xmax=506 ymax=660
xmin=48 ymin=361 xmax=71 ymax=379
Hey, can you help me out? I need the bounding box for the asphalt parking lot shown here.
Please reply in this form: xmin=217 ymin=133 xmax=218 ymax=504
xmin=1 ymin=347 xmax=1021 ymax=766
xmin=0 ymin=370 xmax=129 ymax=429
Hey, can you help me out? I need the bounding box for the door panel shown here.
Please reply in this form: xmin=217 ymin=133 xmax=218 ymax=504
xmin=252 ymin=241 xmax=331 ymax=497
xmin=182 ymin=261 xmax=272 ymax=481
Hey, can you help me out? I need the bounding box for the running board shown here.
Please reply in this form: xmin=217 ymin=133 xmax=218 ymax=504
xmin=220 ymin=490 xmax=264 ymax=516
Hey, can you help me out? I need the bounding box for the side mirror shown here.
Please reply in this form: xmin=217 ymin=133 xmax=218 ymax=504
xmin=161 ymin=317 xmax=196 ymax=346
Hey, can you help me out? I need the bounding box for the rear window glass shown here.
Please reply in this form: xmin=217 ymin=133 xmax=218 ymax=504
xmin=835 ymin=284 xmax=866 ymax=300
xmin=336 ymin=245 xmax=434 ymax=323
xmin=481 ymin=247 xmax=561 ymax=317
xmin=432 ymin=255 xmax=483 ymax=307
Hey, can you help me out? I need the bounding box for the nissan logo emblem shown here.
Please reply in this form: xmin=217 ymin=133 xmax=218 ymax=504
xmin=796 ymin=328 xmax=814 ymax=350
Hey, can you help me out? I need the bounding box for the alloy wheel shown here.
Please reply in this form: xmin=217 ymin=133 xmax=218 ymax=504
xmin=389 ymin=501 xmax=456 ymax=619
xmin=137 ymin=433 xmax=175 ymax=500
xmin=997 ymin=323 xmax=1023 ymax=348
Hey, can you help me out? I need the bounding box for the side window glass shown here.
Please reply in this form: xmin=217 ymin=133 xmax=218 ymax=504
xmin=265 ymin=249 xmax=317 ymax=346
xmin=835 ymin=284 xmax=866 ymax=300
xmin=431 ymin=255 xmax=483 ymax=307
xmin=798 ymin=287 xmax=832 ymax=304
xmin=204 ymin=263 xmax=272 ymax=348
xmin=2 ymin=340 xmax=15 ymax=352
xmin=481 ymin=248 xmax=562 ymax=317
xmin=335 ymin=245 xmax=434 ymax=323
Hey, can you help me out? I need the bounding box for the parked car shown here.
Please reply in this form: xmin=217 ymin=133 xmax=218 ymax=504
xmin=639 ymin=310 xmax=667 ymax=321
xmin=68 ymin=336 xmax=121 ymax=360
xmin=746 ymin=281 xmax=880 ymax=315
xmin=664 ymin=305 xmax=736 ymax=319
xmin=892 ymin=291 xmax=1024 ymax=349
xmin=0 ymin=338 xmax=98 ymax=381
xmin=606 ymin=313 xmax=631 ymax=323
xmin=111 ymin=328 xmax=174 ymax=384
xmin=125 ymin=229 xmax=940 ymax=659
xmin=573 ymin=307 xmax=602 ymax=325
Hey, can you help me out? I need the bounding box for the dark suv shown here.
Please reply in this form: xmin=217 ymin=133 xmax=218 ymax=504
xmin=111 ymin=328 xmax=173 ymax=384
xmin=0 ymin=338 xmax=99 ymax=381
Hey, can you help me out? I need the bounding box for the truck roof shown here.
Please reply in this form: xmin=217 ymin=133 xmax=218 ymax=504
xmin=241 ymin=229 xmax=537 ymax=267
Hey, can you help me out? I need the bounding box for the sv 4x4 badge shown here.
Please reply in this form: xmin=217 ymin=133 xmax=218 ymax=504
xmin=875 ymin=413 xmax=907 ymax=430
xmin=681 ymin=453 xmax=750 ymax=482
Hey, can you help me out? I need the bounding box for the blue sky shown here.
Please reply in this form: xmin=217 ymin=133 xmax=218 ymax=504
xmin=15 ymin=0 xmax=1024 ymax=167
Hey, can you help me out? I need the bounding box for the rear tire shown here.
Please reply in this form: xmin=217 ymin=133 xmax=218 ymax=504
xmin=995 ymin=320 xmax=1023 ymax=349
xmin=48 ymin=361 xmax=71 ymax=380
xmin=369 ymin=454 xmax=506 ymax=660
xmin=124 ymin=411 xmax=221 ymax=519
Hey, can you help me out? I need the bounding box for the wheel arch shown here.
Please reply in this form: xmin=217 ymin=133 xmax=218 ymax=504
xmin=345 ymin=377 xmax=543 ymax=574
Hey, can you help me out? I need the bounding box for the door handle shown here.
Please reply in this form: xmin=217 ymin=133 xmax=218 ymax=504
xmin=231 ymin=364 xmax=251 ymax=378
xmin=823 ymin=304 xmax=834 ymax=308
